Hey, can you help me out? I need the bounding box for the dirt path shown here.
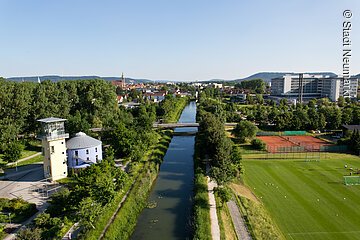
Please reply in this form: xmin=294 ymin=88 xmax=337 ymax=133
xmin=227 ymin=200 xmax=252 ymax=240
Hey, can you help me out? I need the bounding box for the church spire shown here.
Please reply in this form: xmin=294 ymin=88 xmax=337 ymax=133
xmin=121 ymin=72 xmax=125 ymax=88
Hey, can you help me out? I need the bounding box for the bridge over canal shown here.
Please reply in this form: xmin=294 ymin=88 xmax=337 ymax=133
xmin=153 ymin=122 xmax=237 ymax=129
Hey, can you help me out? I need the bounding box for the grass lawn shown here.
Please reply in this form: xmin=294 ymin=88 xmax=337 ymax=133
xmin=243 ymin=153 xmax=360 ymax=240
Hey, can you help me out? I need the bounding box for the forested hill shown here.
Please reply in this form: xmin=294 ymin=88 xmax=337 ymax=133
xmin=6 ymin=75 xmax=152 ymax=83
xmin=202 ymin=72 xmax=338 ymax=83
xmin=232 ymin=72 xmax=337 ymax=83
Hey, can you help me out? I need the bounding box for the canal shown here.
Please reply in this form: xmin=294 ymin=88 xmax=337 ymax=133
xmin=131 ymin=101 xmax=197 ymax=240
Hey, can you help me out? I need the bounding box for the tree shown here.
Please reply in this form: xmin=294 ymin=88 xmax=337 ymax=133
xmin=337 ymin=96 xmax=346 ymax=107
xmin=77 ymin=197 xmax=102 ymax=230
xmin=235 ymin=79 xmax=266 ymax=93
xmin=3 ymin=141 xmax=24 ymax=162
xmin=255 ymin=94 xmax=264 ymax=104
xmin=66 ymin=110 xmax=90 ymax=136
xmin=232 ymin=120 xmax=258 ymax=143
xmin=349 ymin=130 xmax=360 ymax=154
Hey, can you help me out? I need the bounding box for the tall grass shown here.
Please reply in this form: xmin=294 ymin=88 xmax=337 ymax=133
xmin=234 ymin=194 xmax=285 ymax=240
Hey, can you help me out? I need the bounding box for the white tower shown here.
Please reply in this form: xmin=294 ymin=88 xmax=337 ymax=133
xmin=37 ymin=117 xmax=69 ymax=181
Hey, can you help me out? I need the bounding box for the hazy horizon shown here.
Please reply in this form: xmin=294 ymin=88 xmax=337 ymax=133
xmin=1 ymin=0 xmax=359 ymax=81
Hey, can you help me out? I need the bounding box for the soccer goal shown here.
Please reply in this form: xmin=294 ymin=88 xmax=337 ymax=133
xmin=344 ymin=176 xmax=360 ymax=186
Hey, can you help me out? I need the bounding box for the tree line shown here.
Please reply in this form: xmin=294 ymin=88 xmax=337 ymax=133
xmin=196 ymin=100 xmax=242 ymax=186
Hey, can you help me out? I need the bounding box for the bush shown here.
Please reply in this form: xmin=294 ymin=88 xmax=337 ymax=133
xmin=16 ymin=228 xmax=42 ymax=240
xmin=214 ymin=186 xmax=232 ymax=207
xmin=251 ymin=138 xmax=266 ymax=150
xmin=0 ymin=198 xmax=37 ymax=223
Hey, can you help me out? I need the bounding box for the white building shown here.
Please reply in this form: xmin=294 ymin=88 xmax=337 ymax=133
xmin=66 ymin=132 xmax=103 ymax=169
xmin=37 ymin=117 xmax=69 ymax=181
xmin=271 ymin=74 xmax=358 ymax=101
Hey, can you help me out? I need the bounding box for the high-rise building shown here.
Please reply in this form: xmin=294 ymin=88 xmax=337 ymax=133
xmin=271 ymin=74 xmax=358 ymax=101
xmin=37 ymin=117 xmax=69 ymax=181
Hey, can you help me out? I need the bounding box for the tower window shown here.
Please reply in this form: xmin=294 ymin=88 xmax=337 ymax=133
xmin=76 ymin=159 xmax=78 ymax=166
xmin=51 ymin=146 xmax=55 ymax=154
xmin=86 ymin=149 xmax=89 ymax=154
xmin=87 ymin=157 xmax=89 ymax=161
xmin=75 ymin=150 xmax=78 ymax=156
xmin=95 ymin=147 xmax=97 ymax=153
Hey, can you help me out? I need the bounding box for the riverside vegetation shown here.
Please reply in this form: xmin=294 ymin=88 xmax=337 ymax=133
xmin=5 ymin=77 xmax=189 ymax=239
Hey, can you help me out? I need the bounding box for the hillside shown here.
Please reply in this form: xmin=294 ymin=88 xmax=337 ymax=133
xmin=6 ymin=75 xmax=152 ymax=84
xmin=232 ymin=72 xmax=337 ymax=83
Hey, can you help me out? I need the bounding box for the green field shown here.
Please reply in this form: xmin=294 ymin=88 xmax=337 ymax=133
xmin=243 ymin=153 xmax=360 ymax=240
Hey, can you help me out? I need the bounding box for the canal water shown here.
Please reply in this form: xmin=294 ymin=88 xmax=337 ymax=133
xmin=131 ymin=101 xmax=197 ymax=240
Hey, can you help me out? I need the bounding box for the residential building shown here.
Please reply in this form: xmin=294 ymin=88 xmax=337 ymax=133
xmin=66 ymin=132 xmax=103 ymax=169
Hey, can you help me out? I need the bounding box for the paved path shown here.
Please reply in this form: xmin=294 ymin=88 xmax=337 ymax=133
xmin=62 ymin=222 xmax=80 ymax=240
xmin=6 ymin=152 xmax=42 ymax=167
xmin=227 ymin=200 xmax=252 ymax=240
xmin=205 ymin=162 xmax=220 ymax=240
xmin=207 ymin=177 xmax=220 ymax=240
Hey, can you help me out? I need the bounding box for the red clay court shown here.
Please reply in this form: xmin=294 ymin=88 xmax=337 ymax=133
xmin=257 ymin=135 xmax=332 ymax=153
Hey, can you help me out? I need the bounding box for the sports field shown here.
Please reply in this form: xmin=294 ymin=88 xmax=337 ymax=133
xmin=243 ymin=153 xmax=360 ymax=240
xmin=257 ymin=135 xmax=332 ymax=153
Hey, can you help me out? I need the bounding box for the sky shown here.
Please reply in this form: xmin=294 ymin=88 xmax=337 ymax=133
xmin=0 ymin=0 xmax=359 ymax=81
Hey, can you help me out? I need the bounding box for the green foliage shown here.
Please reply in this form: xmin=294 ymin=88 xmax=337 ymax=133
xmin=214 ymin=187 xmax=232 ymax=207
xmin=251 ymin=138 xmax=266 ymax=150
xmin=232 ymin=120 xmax=258 ymax=143
xmin=3 ymin=141 xmax=24 ymax=162
xmin=0 ymin=79 xmax=119 ymax=143
xmin=16 ymin=227 xmax=42 ymax=240
xmin=33 ymin=213 xmax=64 ymax=239
xmin=157 ymin=95 xmax=188 ymax=122
xmin=193 ymin=171 xmax=211 ymax=240
xmin=238 ymin=100 xmax=360 ymax=131
xmin=197 ymin=107 xmax=242 ymax=185
xmin=77 ymin=197 xmax=102 ymax=230
xmin=235 ymin=79 xmax=266 ymax=93
xmin=0 ymin=198 xmax=37 ymax=223
xmin=349 ymin=130 xmax=360 ymax=153
xmin=102 ymin=162 xmax=158 ymax=239
xmin=236 ymin=196 xmax=285 ymax=240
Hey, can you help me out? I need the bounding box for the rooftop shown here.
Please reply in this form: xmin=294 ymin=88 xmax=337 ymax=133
xmin=37 ymin=117 xmax=67 ymax=123
xmin=66 ymin=132 xmax=102 ymax=150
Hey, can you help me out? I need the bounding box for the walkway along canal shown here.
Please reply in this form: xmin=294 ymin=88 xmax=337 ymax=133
xmin=131 ymin=101 xmax=197 ymax=240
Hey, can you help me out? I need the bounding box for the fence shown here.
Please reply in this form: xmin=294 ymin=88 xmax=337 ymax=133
xmin=283 ymin=131 xmax=307 ymax=136
xmin=256 ymin=131 xmax=281 ymax=136
xmin=256 ymin=131 xmax=307 ymax=136
xmin=320 ymin=145 xmax=348 ymax=152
